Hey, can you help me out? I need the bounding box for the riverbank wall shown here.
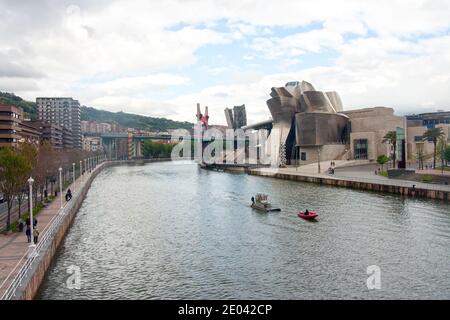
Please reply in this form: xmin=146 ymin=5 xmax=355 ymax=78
xmin=11 ymin=158 xmax=172 ymax=300
xmin=248 ymin=169 xmax=450 ymax=201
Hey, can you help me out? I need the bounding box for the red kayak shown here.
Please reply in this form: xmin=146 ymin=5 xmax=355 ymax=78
xmin=298 ymin=212 xmax=318 ymax=220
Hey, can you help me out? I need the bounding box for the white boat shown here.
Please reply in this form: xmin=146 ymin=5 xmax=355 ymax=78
xmin=250 ymin=193 xmax=281 ymax=212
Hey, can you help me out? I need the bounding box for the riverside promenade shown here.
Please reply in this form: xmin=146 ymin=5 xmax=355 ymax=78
xmin=248 ymin=161 xmax=450 ymax=201
xmin=0 ymin=162 xmax=101 ymax=299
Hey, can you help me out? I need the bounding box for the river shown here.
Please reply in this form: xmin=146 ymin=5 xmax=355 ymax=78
xmin=38 ymin=161 xmax=450 ymax=299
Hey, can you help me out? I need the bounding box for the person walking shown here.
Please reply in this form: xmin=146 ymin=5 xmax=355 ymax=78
xmin=25 ymin=226 xmax=31 ymax=243
xmin=33 ymin=228 xmax=40 ymax=245
xmin=65 ymin=189 xmax=72 ymax=201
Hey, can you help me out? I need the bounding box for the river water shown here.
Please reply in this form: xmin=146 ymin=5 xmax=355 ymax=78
xmin=38 ymin=161 xmax=450 ymax=299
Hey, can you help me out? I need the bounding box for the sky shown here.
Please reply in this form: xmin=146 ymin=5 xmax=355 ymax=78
xmin=1 ymin=0 xmax=450 ymax=125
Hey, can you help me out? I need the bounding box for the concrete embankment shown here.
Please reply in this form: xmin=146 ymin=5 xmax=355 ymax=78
xmin=13 ymin=158 xmax=171 ymax=300
xmin=248 ymin=169 xmax=450 ymax=201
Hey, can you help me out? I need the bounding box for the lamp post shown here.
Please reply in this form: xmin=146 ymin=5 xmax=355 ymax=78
xmin=317 ymin=146 xmax=321 ymax=174
xmin=84 ymin=159 xmax=87 ymax=175
xmin=72 ymin=163 xmax=76 ymax=193
xmin=28 ymin=177 xmax=35 ymax=249
xmin=59 ymin=167 xmax=63 ymax=209
xmin=79 ymin=160 xmax=83 ymax=183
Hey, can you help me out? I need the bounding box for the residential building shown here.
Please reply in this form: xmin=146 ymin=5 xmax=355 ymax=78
xmin=28 ymin=120 xmax=63 ymax=149
xmin=0 ymin=103 xmax=23 ymax=148
xmin=36 ymin=97 xmax=82 ymax=148
xmin=62 ymin=126 xmax=74 ymax=149
xmin=82 ymin=135 xmax=102 ymax=152
xmin=19 ymin=121 xmax=41 ymax=145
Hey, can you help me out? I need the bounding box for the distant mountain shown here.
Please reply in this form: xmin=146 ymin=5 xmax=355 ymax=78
xmin=0 ymin=92 xmax=193 ymax=131
xmin=80 ymin=106 xmax=193 ymax=131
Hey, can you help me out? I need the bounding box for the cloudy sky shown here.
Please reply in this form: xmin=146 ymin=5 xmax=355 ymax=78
xmin=1 ymin=0 xmax=449 ymax=124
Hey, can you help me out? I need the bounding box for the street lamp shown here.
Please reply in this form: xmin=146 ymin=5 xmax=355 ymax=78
xmin=317 ymin=146 xmax=321 ymax=174
xmin=79 ymin=160 xmax=83 ymax=183
xmin=58 ymin=167 xmax=63 ymax=209
xmin=27 ymin=177 xmax=35 ymax=250
xmin=72 ymin=163 xmax=76 ymax=193
xmin=84 ymin=159 xmax=87 ymax=175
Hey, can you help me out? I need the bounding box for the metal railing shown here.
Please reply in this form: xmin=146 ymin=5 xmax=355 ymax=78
xmin=0 ymin=159 xmax=106 ymax=300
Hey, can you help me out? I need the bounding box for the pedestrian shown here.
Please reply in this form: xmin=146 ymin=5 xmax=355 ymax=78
xmin=25 ymin=226 xmax=31 ymax=243
xmin=18 ymin=218 xmax=24 ymax=232
xmin=33 ymin=228 xmax=39 ymax=245
xmin=65 ymin=188 xmax=72 ymax=201
xmin=26 ymin=217 xmax=37 ymax=228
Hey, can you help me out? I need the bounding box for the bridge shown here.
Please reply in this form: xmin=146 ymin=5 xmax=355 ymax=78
xmin=100 ymin=132 xmax=249 ymax=160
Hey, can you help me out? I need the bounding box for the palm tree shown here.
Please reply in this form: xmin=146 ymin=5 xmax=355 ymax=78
xmin=382 ymin=131 xmax=397 ymax=169
xmin=422 ymin=127 xmax=445 ymax=169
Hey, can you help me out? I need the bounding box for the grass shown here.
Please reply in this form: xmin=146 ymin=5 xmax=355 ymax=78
xmin=422 ymin=175 xmax=433 ymax=183
xmin=379 ymin=171 xmax=388 ymax=177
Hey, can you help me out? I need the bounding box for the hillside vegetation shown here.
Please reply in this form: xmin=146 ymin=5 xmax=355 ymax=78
xmin=0 ymin=92 xmax=192 ymax=131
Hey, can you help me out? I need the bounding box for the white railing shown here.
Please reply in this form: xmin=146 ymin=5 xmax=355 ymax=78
xmin=0 ymin=160 xmax=106 ymax=300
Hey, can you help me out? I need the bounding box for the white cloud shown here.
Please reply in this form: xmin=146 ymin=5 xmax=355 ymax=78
xmin=82 ymin=74 xmax=190 ymax=97
xmin=0 ymin=0 xmax=449 ymax=126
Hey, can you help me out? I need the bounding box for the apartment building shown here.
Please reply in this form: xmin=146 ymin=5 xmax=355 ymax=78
xmin=36 ymin=97 xmax=82 ymax=148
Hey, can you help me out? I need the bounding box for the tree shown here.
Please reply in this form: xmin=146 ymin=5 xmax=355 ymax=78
xmin=422 ymin=127 xmax=445 ymax=169
xmin=437 ymin=136 xmax=448 ymax=173
xmin=0 ymin=148 xmax=32 ymax=230
xmin=414 ymin=143 xmax=426 ymax=170
xmin=143 ymin=141 xmax=174 ymax=158
xmin=376 ymin=154 xmax=389 ymax=172
xmin=444 ymin=146 xmax=450 ymax=165
xmin=382 ymin=131 xmax=397 ymax=169
xmin=17 ymin=142 xmax=38 ymax=218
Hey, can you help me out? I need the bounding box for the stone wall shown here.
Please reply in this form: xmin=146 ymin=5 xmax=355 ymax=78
xmin=248 ymin=169 xmax=450 ymax=201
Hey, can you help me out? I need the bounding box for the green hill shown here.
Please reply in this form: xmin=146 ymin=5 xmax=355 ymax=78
xmin=81 ymin=106 xmax=193 ymax=131
xmin=0 ymin=92 xmax=193 ymax=131
xmin=0 ymin=92 xmax=37 ymax=119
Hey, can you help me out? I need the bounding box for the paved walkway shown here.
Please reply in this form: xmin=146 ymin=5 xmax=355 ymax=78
xmin=0 ymin=170 xmax=93 ymax=298
xmin=254 ymin=163 xmax=450 ymax=192
xmin=416 ymin=169 xmax=450 ymax=176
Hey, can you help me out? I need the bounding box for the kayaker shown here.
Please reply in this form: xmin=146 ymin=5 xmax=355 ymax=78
xmin=251 ymin=197 xmax=255 ymax=205
xmin=304 ymin=209 xmax=309 ymax=215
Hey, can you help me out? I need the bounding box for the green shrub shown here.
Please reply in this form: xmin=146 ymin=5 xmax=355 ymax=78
xmin=422 ymin=175 xmax=433 ymax=183
xmin=8 ymin=221 xmax=18 ymax=232
xmin=21 ymin=203 xmax=44 ymax=221
xmin=379 ymin=171 xmax=388 ymax=177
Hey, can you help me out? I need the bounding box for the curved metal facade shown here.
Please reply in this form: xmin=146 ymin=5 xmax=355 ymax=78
xmin=265 ymin=80 xmax=348 ymax=165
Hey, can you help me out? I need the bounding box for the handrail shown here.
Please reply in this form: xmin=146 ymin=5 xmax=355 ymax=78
xmin=0 ymin=160 xmax=106 ymax=300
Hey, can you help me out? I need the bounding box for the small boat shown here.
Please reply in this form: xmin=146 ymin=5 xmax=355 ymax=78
xmin=251 ymin=193 xmax=281 ymax=212
xmin=298 ymin=211 xmax=318 ymax=220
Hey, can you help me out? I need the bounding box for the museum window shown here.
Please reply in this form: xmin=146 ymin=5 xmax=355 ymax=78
xmin=301 ymin=152 xmax=306 ymax=161
xmin=354 ymin=139 xmax=368 ymax=160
